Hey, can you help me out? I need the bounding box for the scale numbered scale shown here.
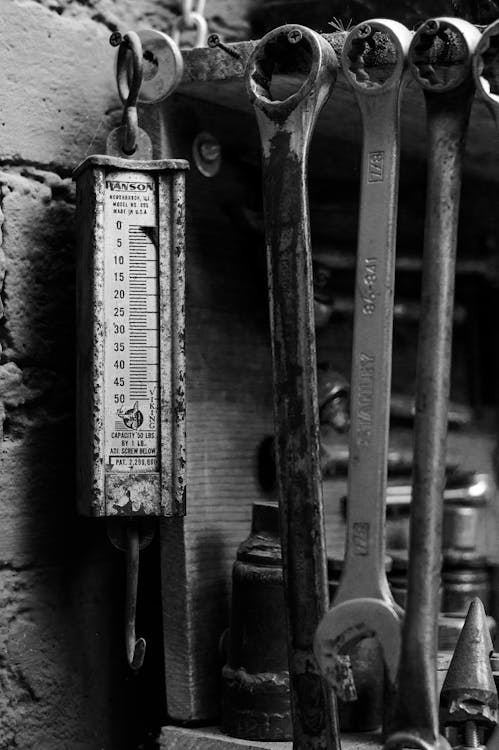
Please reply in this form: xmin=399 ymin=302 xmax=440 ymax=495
xmin=105 ymin=171 xmax=160 ymax=473
xmin=74 ymin=156 xmax=188 ymax=518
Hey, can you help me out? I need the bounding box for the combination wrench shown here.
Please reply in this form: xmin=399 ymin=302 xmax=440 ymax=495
xmin=313 ymin=20 xmax=410 ymax=729
xmin=246 ymin=25 xmax=339 ymax=750
xmin=385 ymin=18 xmax=481 ymax=750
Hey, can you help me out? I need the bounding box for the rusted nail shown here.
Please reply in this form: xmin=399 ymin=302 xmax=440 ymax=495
xmin=192 ymin=132 xmax=221 ymax=177
xmin=421 ymin=19 xmax=440 ymax=36
xmin=287 ymin=27 xmax=303 ymax=44
xmin=109 ymin=31 xmax=123 ymax=47
xmin=207 ymin=33 xmax=242 ymax=59
xmin=357 ymin=23 xmax=372 ymax=38
xmin=199 ymin=140 xmax=220 ymax=163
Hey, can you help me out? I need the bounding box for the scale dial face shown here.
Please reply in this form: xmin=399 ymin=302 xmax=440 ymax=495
xmin=103 ymin=169 xmax=160 ymax=474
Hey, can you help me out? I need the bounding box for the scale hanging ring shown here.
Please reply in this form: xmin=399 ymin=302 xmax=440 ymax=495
xmin=117 ymin=31 xmax=144 ymax=106
xmin=171 ymin=11 xmax=208 ymax=49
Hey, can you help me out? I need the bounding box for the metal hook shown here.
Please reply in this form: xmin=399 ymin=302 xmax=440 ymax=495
xmin=116 ymin=31 xmax=144 ymax=155
xmin=125 ymin=524 xmax=146 ymax=670
xmin=107 ymin=519 xmax=155 ymax=671
xmin=171 ymin=11 xmax=208 ymax=49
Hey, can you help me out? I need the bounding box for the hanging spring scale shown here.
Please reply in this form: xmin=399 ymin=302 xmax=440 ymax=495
xmin=73 ymin=30 xmax=188 ymax=670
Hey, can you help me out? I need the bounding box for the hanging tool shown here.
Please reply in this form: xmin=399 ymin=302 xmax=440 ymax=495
xmin=385 ymin=18 xmax=481 ymax=750
xmin=440 ymin=598 xmax=498 ymax=750
xmin=74 ymin=30 xmax=188 ymax=670
xmin=313 ymin=19 xmax=410 ymax=730
xmin=246 ymin=24 xmax=339 ymax=750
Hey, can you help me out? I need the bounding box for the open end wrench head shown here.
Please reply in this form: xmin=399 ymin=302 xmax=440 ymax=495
xmin=409 ymin=18 xmax=482 ymax=92
xmin=342 ymin=19 xmax=412 ymax=94
xmin=473 ymin=20 xmax=499 ymax=107
xmin=245 ymin=24 xmax=337 ymax=117
xmin=313 ymin=598 xmax=402 ymax=700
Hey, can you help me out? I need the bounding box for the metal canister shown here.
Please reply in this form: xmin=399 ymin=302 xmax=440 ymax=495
xmin=440 ymin=473 xmax=491 ymax=617
xmin=442 ymin=473 xmax=490 ymax=566
xmin=442 ymin=565 xmax=491 ymax=615
xmin=221 ymin=501 xmax=291 ymax=741
xmin=385 ymin=472 xmax=490 ymax=562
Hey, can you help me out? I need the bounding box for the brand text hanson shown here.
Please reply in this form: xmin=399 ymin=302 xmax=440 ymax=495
xmin=106 ymin=181 xmax=154 ymax=192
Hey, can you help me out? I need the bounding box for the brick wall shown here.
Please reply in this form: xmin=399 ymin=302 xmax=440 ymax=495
xmin=0 ymin=1 xmax=250 ymax=747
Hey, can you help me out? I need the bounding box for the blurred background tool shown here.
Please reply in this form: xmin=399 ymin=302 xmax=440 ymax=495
xmin=440 ymin=598 xmax=498 ymax=750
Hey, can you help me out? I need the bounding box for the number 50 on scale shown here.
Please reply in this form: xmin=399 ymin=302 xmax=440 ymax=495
xmin=74 ymin=155 xmax=188 ymax=519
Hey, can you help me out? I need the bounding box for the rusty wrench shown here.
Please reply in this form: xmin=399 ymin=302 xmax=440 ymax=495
xmin=313 ymin=19 xmax=410 ymax=725
xmin=385 ymin=18 xmax=481 ymax=750
xmin=246 ymin=25 xmax=339 ymax=750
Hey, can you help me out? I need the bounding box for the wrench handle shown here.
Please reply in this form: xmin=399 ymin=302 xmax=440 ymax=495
xmin=339 ymin=91 xmax=403 ymax=600
xmin=391 ymin=85 xmax=474 ymax=744
xmin=247 ymin=25 xmax=339 ymax=748
xmin=259 ymin=112 xmax=338 ymax=750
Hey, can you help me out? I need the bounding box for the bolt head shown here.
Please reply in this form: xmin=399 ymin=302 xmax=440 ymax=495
xmin=422 ymin=19 xmax=440 ymax=35
xmin=109 ymin=31 xmax=123 ymax=47
xmin=357 ymin=24 xmax=372 ymax=38
xmin=193 ymin=132 xmax=222 ymax=177
xmin=199 ymin=140 xmax=221 ymax=163
xmin=287 ymin=28 xmax=303 ymax=44
xmin=207 ymin=33 xmax=221 ymax=48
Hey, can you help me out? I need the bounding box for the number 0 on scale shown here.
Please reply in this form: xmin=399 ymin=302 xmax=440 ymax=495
xmin=74 ymin=156 xmax=189 ymax=518
xmin=106 ymin=171 xmax=160 ymax=473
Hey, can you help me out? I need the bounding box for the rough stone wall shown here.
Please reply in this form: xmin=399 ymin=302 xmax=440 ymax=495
xmin=0 ymin=1 xmax=250 ymax=747
xmin=32 ymin=0 xmax=252 ymax=39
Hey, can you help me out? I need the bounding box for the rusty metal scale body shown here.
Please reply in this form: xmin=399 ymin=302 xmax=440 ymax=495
xmin=75 ymin=155 xmax=187 ymax=518
xmin=74 ymin=30 xmax=187 ymax=670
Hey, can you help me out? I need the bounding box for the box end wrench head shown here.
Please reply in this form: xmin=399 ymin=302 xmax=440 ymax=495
xmin=342 ymin=19 xmax=412 ymax=95
xmin=409 ymin=18 xmax=482 ymax=93
xmin=244 ymin=24 xmax=340 ymax=750
xmin=473 ymin=20 xmax=499 ymax=118
xmin=314 ymin=598 xmax=402 ymax=700
xmin=245 ymin=24 xmax=337 ymax=128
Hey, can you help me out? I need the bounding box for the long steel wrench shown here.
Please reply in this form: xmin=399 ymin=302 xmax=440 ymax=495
xmin=385 ymin=18 xmax=481 ymax=750
xmin=473 ymin=31 xmax=499 ymax=750
xmin=246 ymin=25 xmax=339 ymax=750
xmin=313 ymin=19 xmax=410 ymax=726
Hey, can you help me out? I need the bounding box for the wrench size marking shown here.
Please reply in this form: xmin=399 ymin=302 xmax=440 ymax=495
xmin=356 ymin=352 xmax=375 ymax=446
xmin=353 ymin=522 xmax=369 ymax=554
xmin=368 ymin=151 xmax=384 ymax=182
xmin=362 ymin=258 xmax=377 ymax=314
